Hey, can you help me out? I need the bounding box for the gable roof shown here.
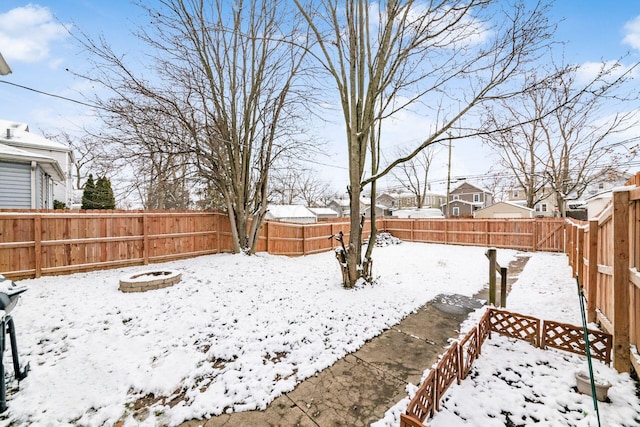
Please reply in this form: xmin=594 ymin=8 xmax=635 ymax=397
xmin=475 ymin=201 xmax=534 ymax=213
xmin=309 ymin=207 xmax=339 ymax=217
xmin=0 ymin=119 xmax=70 ymax=153
xmin=451 ymin=181 xmax=491 ymax=194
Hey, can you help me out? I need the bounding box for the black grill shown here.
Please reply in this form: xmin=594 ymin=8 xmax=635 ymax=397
xmin=0 ymin=275 xmax=29 ymax=413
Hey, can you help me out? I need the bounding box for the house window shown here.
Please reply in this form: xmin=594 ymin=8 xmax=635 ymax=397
xmin=541 ymin=203 xmax=548 ymax=212
xmin=473 ymin=193 xmax=480 ymax=202
xmin=535 ymin=203 xmax=548 ymax=212
xmin=598 ymin=182 xmax=604 ymax=190
xmin=453 ymin=195 xmax=459 ymax=201
xmin=513 ymin=190 xmax=519 ymax=198
xmin=424 ymin=196 xmax=430 ymax=205
xmin=452 ymin=207 xmax=460 ymax=216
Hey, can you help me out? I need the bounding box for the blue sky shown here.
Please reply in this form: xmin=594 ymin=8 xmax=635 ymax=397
xmin=1 ymin=1 xmax=640 ymax=193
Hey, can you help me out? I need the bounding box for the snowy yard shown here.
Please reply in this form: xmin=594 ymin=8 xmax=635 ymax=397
xmin=2 ymin=242 xmax=639 ymax=426
xmin=375 ymin=250 xmax=640 ymax=427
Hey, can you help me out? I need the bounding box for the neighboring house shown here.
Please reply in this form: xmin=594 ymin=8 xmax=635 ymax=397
xmin=584 ymin=171 xmax=633 ymax=196
xmin=265 ymin=205 xmax=317 ymax=223
xmin=0 ymin=120 xmax=74 ymax=208
xmin=586 ymin=191 xmax=614 ymax=219
xmin=0 ymin=143 xmax=65 ymax=209
xmin=443 ymin=182 xmax=493 ymax=217
xmin=376 ymin=191 xmax=416 ymax=210
xmin=474 ymin=201 xmax=534 ymax=219
xmin=327 ymin=196 xmax=370 ymax=217
xmin=376 ymin=190 xmax=446 ymax=214
xmin=363 ymin=204 xmax=385 ymax=218
xmin=328 ymin=198 xmax=350 ymax=217
xmin=507 ymin=186 xmax=557 ymax=218
xmin=308 ymin=207 xmax=340 ymax=220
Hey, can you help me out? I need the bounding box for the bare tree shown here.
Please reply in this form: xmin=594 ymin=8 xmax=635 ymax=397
xmin=482 ymin=61 xmax=639 ymax=216
xmin=269 ymin=168 xmax=301 ymax=205
xmin=392 ymin=146 xmax=438 ymax=208
xmin=45 ymin=131 xmax=112 ymax=190
xmin=269 ymin=164 xmax=334 ymax=207
xmin=75 ymin=0 xmax=311 ymax=251
xmin=296 ymin=171 xmax=333 ymax=207
xmin=296 ymin=0 xmax=556 ymax=286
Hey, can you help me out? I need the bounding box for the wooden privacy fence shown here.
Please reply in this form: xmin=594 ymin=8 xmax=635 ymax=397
xmin=0 ymin=211 xmax=228 ymax=280
xmin=384 ymin=217 xmax=565 ymax=251
xmin=565 ymin=171 xmax=640 ymax=374
xmin=1 ymin=212 xmax=564 ymax=280
xmin=401 ymin=308 xmax=612 ymax=427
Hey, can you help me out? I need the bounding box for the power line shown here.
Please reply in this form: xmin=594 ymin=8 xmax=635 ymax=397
xmin=0 ymin=80 xmax=108 ymax=111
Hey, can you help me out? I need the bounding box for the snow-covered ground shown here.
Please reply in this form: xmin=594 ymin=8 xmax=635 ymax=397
xmin=1 ymin=242 xmax=639 ymax=426
xmin=375 ymin=252 xmax=640 ymax=427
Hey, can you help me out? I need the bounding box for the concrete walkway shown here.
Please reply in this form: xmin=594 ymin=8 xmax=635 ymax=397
xmin=180 ymin=255 xmax=530 ymax=427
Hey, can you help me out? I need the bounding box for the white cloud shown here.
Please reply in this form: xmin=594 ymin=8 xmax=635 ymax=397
xmin=0 ymin=5 xmax=70 ymax=63
xmin=623 ymin=15 xmax=640 ymax=50
xmin=575 ymin=60 xmax=639 ymax=84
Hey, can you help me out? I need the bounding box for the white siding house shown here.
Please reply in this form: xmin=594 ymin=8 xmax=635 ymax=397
xmin=0 ymin=143 xmax=65 ymax=209
xmin=0 ymin=120 xmax=74 ymax=208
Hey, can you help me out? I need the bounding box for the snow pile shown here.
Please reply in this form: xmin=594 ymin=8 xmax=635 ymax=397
xmin=374 ymin=232 xmax=403 ymax=247
xmin=2 ymin=243 xmax=514 ymax=426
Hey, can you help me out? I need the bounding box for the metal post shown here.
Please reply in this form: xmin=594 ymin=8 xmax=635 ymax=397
xmin=446 ymin=135 xmax=452 ymax=217
xmin=0 ymin=317 xmax=6 ymax=413
xmin=500 ymin=267 xmax=507 ymax=307
xmin=488 ymin=248 xmax=496 ymax=306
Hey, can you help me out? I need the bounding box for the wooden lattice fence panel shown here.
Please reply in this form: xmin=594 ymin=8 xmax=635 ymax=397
xmin=400 ymin=413 xmax=427 ymax=427
xmin=477 ymin=309 xmax=492 ymax=353
xmin=459 ymin=328 xmax=479 ymax=379
xmin=541 ymin=320 xmax=612 ymax=364
xmin=405 ymin=369 xmax=436 ymax=423
xmin=489 ymin=309 xmax=540 ymax=347
xmin=435 ymin=343 xmax=460 ymax=411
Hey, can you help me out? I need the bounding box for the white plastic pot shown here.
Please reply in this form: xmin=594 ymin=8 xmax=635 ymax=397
xmin=575 ymin=371 xmax=611 ymax=401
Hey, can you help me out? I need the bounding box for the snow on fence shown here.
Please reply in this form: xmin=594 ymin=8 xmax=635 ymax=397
xmin=564 ymin=171 xmax=640 ymax=374
xmin=0 ymin=212 xmax=563 ymax=280
xmin=401 ymin=308 xmax=612 ymax=427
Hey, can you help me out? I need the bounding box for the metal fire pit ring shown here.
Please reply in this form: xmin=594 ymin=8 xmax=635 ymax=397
xmin=119 ymin=269 xmax=182 ymax=293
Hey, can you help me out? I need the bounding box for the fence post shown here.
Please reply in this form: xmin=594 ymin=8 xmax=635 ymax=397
xmin=34 ymin=215 xmax=42 ymax=278
xmin=612 ymin=189 xmax=630 ymax=372
xmin=485 ymin=220 xmax=489 ymax=247
xmin=532 ymin=219 xmax=538 ymax=252
xmin=444 ymin=220 xmax=449 ymax=244
xmin=567 ymin=223 xmax=575 ymax=274
xmin=577 ymin=226 xmax=584 ymax=284
xmin=215 ymin=213 xmax=221 ymax=253
xmin=266 ymin=221 xmax=271 ymax=254
xmin=410 ymin=219 xmax=414 ymax=242
xmin=587 ymin=220 xmax=598 ymax=323
xmin=565 ymin=222 xmax=571 ymax=263
xmin=487 ymin=248 xmax=496 ymax=306
xmin=302 ymin=224 xmax=306 ymax=255
xmin=500 ymin=267 xmax=507 ymax=308
xmin=143 ymin=213 xmax=149 ymax=265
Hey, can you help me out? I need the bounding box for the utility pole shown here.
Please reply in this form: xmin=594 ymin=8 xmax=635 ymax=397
xmin=445 ymin=133 xmax=452 ymax=217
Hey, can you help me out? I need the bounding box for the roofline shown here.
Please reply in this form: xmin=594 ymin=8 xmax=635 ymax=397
xmin=0 ymin=152 xmax=65 ymax=181
xmin=0 ymin=138 xmax=71 ymax=154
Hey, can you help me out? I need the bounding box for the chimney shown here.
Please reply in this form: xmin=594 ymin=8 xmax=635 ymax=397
xmin=6 ymin=128 xmax=11 ymax=139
